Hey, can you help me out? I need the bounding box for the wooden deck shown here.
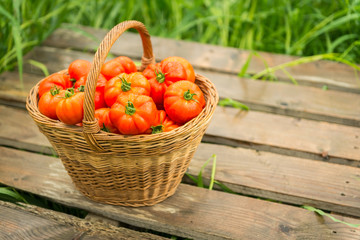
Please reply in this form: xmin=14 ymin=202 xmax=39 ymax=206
xmin=0 ymin=25 xmax=359 ymax=239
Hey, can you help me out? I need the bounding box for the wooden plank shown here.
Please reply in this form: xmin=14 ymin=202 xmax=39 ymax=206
xmin=199 ymin=69 xmax=360 ymax=127
xmin=20 ymin=46 xmax=360 ymax=127
xmin=206 ymin=107 xmax=360 ymax=166
xmin=1 ymin=147 xmax=360 ymax=240
xmin=42 ymin=26 xmax=360 ymax=93
xmin=0 ymin=104 xmax=359 ymax=217
xmin=1 ymin=100 xmax=359 ymax=165
xmin=0 ymin=105 xmax=53 ymax=155
xmin=0 ymin=200 xmax=166 ymax=240
xmin=189 ymin=143 xmax=360 ymax=218
xmin=0 ymin=71 xmax=40 ymax=108
xmin=0 ymin=204 xmax=78 ymax=240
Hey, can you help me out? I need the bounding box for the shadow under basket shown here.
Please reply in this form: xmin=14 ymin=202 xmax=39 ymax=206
xmin=25 ymin=20 xmax=219 ymax=207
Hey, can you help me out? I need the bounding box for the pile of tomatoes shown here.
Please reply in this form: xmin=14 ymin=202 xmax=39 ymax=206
xmin=37 ymin=56 xmax=206 ymax=135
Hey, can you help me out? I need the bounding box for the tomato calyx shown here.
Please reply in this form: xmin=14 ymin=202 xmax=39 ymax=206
xmin=155 ymin=69 xmax=167 ymax=83
xmin=70 ymin=78 xmax=77 ymax=86
xmin=101 ymin=123 xmax=110 ymax=132
xmin=125 ymin=101 xmax=136 ymax=116
xmin=120 ymin=77 xmax=131 ymax=92
xmin=183 ymin=89 xmax=198 ymax=102
xmin=77 ymin=85 xmax=85 ymax=92
xmin=50 ymin=86 xmax=61 ymax=96
xmin=64 ymin=88 xmax=75 ymax=98
xmin=151 ymin=124 xmax=164 ymax=134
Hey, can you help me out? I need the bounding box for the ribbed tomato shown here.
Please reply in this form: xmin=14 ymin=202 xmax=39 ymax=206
xmin=142 ymin=57 xmax=195 ymax=106
xmin=38 ymin=86 xmax=66 ymax=120
xmin=94 ymin=108 xmax=119 ymax=133
xmin=104 ymin=72 xmax=150 ymax=107
xmin=101 ymin=56 xmax=137 ymax=80
xmin=38 ymin=73 xmax=72 ymax=98
xmin=68 ymin=59 xmax=91 ymax=82
xmin=56 ymin=88 xmax=84 ymax=125
xmin=164 ymin=80 xmax=205 ymax=124
xmin=109 ymin=93 xmax=157 ymax=135
xmin=149 ymin=110 xmax=180 ymax=134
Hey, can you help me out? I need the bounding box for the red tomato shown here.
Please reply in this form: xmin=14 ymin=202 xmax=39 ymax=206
xmin=38 ymin=86 xmax=66 ymax=120
xmin=164 ymin=81 xmax=205 ymax=124
xmin=38 ymin=73 xmax=72 ymax=98
xmin=74 ymin=73 xmax=107 ymax=110
xmin=56 ymin=88 xmax=84 ymax=125
xmin=109 ymin=93 xmax=157 ymax=135
xmin=101 ymin=56 xmax=137 ymax=80
xmin=142 ymin=57 xmax=195 ymax=106
xmin=162 ymin=56 xmax=195 ymax=82
xmin=94 ymin=108 xmax=119 ymax=133
xmin=104 ymin=72 xmax=150 ymax=107
xmin=68 ymin=59 xmax=91 ymax=81
xmin=148 ymin=110 xmax=180 ymax=134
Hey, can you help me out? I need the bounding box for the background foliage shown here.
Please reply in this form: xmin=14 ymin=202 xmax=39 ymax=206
xmin=1 ymin=0 xmax=360 ymax=76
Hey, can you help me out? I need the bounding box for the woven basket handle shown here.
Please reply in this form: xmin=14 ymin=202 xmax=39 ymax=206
xmin=82 ymin=20 xmax=155 ymax=151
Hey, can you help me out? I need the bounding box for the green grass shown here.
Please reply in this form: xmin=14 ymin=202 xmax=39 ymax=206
xmin=0 ymin=184 xmax=87 ymax=218
xmin=1 ymin=0 xmax=360 ymax=87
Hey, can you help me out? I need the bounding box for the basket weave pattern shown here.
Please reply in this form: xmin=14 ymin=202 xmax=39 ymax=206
xmin=26 ymin=21 xmax=218 ymax=207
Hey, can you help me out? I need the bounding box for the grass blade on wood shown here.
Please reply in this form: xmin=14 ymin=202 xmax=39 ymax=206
xmin=303 ymin=205 xmax=360 ymax=228
xmin=219 ymin=98 xmax=250 ymax=111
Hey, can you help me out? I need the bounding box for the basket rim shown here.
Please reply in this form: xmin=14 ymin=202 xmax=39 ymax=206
xmin=26 ymin=71 xmax=219 ymax=144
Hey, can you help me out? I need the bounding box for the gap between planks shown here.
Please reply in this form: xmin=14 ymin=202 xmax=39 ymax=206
xmin=0 ymin=200 xmax=166 ymax=240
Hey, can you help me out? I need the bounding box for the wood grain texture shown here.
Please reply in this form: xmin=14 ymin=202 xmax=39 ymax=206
xmin=1 ymin=146 xmax=360 ymax=240
xmin=206 ymin=107 xmax=360 ymax=166
xmin=1 ymin=105 xmax=359 ymax=217
xmin=0 ymin=105 xmax=53 ymax=155
xmin=0 ymin=201 xmax=166 ymax=240
xmin=189 ymin=143 xmax=360 ymax=217
xmin=42 ymin=26 xmax=360 ymax=93
xmin=20 ymin=46 xmax=360 ymax=127
xmin=0 ymin=105 xmax=359 ymax=217
xmin=1 ymin=94 xmax=359 ymax=165
xmin=0 ymin=204 xmax=78 ymax=240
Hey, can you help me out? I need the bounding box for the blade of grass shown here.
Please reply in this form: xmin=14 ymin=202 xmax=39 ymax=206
xmin=0 ymin=187 xmax=28 ymax=203
xmin=238 ymin=52 xmax=253 ymax=77
xmin=208 ymin=154 xmax=217 ymax=190
xmin=0 ymin=3 xmax=24 ymax=89
xmin=219 ymin=98 xmax=250 ymax=111
xmin=27 ymin=59 xmax=49 ymax=77
xmin=303 ymin=205 xmax=360 ymax=228
xmin=197 ymin=154 xmax=215 ymax=188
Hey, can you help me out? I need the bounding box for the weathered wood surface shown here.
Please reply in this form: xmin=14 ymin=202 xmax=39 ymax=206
xmin=1 ymin=98 xmax=359 ymax=166
xmin=1 ymin=24 xmax=360 ymax=240
xmin=19 ymin=46 xmax=360 ymax=127
xmin=0 ymin=200 xmax=166 ymax=240
xmin=43 ymin=26 xmax=360 ymax=93
xmin=0 ymin=104 xmax=359 ymax=218
xmin=1 ymin=146 xmax=360 ymax=240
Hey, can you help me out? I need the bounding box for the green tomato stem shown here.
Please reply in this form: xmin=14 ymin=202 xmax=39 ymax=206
xmin=50 ymin=85 xmax=60 ymax=96
xmin=120 ymin=77 xmax=132 ymax=92
xmin=64 ymin=88 xmax=75 ymax=98
xmin=155 ymin=69 xmax=166 ymax=83
xmin=183 ymin=89 xmax=198 ymax=102
xmin=151 ymin=125 xmax=164 ymax=134
xmin=125 ymin=101 xmax=136 ymax=116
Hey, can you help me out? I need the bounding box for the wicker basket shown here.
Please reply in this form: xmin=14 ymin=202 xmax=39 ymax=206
xmin=26 ymin=20 xmax=218 ymax=207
